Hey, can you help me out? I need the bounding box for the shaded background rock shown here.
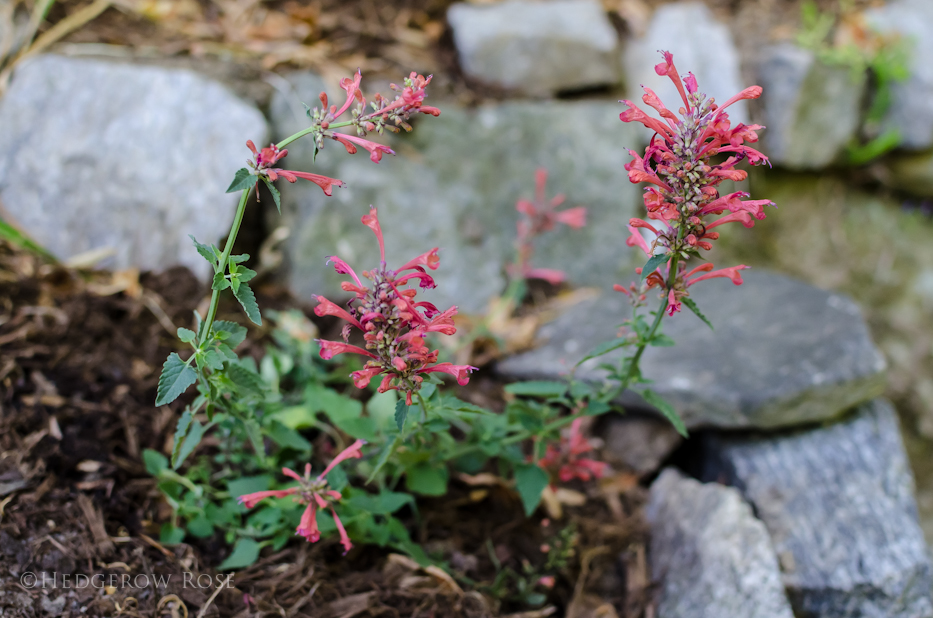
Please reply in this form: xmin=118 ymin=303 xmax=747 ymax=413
xmin=646 ymin=468 xmax=794 ymax=618
xmin=702 ymin=399 xmax=933 ymax=618
xmin=600 ymin=414 xmax=682 ymax=475
xmin=269 ymin=72 xmax=641 ymax=313
xmin=757 ymin=43 xmax=865 ymax=170
xmin=447 ymin=0 xmax=619 ymax=96
xmin=0 ymin=54 xmax=268 ymax=278
xmin=623 ymin=1 xmax=749 ymax=138
xmin=866 ymin=0 xmax=933 ymax=151
xmin=498 ymin=270 xmax=886 ymax=429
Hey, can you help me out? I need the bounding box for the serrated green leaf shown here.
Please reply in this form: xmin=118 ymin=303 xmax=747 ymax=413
xmin=405 ymin=463 xmax=448 ymax=496
xmin=243 ymin=418 xmax=265 ymax=457
xmin=682 ymin=297 xmax=713 ymax=330
xmin=326 ymin=465 xmax=348 ymax=491
xmin=584 ymin=400 xmax=612 ymax=416
xmin=226 ymin=168 xmax=258 ymax=193
xmin=226 ymin=363 xmax=266 ymax=397
xmin=189 ymin=235 xmax=217 ymax=267
xmin=155 ymin=353 xmax=197 ymax=406
xmin=229 ymin=253 xmax=250 ymax=264
xmin=650 ymin=333 xmax=676 ymax=347
xmin=641 ymin=389 xmax=688 ymax=437
xmin=233 ymin=266 xmax=257 ymax=283
xmin=186 ymin=515 xmax=214 ymax=539
xmin=219 ymin=538 xmax=261 ymax=570
xmin=203 ymin=349 xmax=225 ymax=371
xmin=212 ymin=271 xmax=231 ymax=291
xmin=266 ymin=420 xmax=312 ymax=452
xmin=262 ymin=177 xmax=281 ymax=214
xmin=233 ymin=282 xmax=262 ymax=326
xmin=170 ymin=409 xmax=194 ymax=468
xmin=176 ymin=327 xmax=196 ymax=344
xmin=367 ymin=437 xmax=399 ymax=484
xmin=174 ymin=419 xmax=209 ymax=468
xmin=394 ymin=400 xmax=409 ymax=432
xmin=577 ymin=338 xmax=630 ymax=366
xmin=213 ymin=321 xmax=247 ymax=348
xmin=143 ymin=448 xmax=168 ymax=476
xmin=504 ymin=381 xmax=567 ymax=398
xmin=514 ymin=463 xmax=550 ymax=517
xmin=641 ymin=253 xmax=671 ymax=282
xmin=345 ymin=490 xmax=413 ymax=515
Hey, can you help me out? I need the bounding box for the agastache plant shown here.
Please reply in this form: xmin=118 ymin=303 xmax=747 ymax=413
xmin=315 ymin=207 xmax=477 ymax=407
xmin=576 ymin=51 xmax=774 ymax=430
xmin=154 ymin=69 xmax=440 ymax=464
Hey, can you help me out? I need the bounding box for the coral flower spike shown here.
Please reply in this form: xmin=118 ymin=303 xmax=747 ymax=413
xmin=315 ymin=207 xmax=476 ymax=404
xmin=616 ymin=51 xmax=775 ymax=310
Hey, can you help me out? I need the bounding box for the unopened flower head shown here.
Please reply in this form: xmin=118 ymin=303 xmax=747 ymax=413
xmin=237 ymin=439 xmax=365 ymax=554
xmin=315 ymin=207 xmax=477 ymax=404
xmin=511 ymin=168 xmax=587 ymax=285
xmin=619 ymin=51 xmax=775 ymax=315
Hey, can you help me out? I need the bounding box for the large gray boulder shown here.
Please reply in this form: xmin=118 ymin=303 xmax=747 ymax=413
xmin=646 ymin=468 xmax=795 ymax=618
xmin=0 ymin=54 xmax=268 ymax=278
xmin=447 ymin=0 xmax=619 ymax=96
xmin=703 ymin=399 xmax=933 ymax=618
xmin=498 ymin=270 xmax=887 ymax=429
xmin=866 ymin=0 xmax=933 ymax=151
xmin=268 ymin=73 xmax=641 ymax=313
xmin=757 ymin=43 xmax=865 ymax=170
xmin=624 ymin=1 xmax=749 ymax=136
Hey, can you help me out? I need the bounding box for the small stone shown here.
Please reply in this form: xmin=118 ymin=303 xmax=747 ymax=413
xmin=0 ymin=54 xmax=268 ymax=278
xmin=756 ymin=43 xmax=865 ymax=170
xmin=866 ymin=0 xmax=933 ymax=151
xmin=498 ymin=271 xmax=887 ymax=429
xmin=268 ymin=74 xmax=642 ymax=313
xmin=600 ymin=414 xmax=682 ymax=474
xmin=646 ymin=468 xmax=795 ymax=618
xmin=447 ymin=0 xmax=619 ymax=96
xmin=624 ymin=1 xmax=749 ymax=137
xmin=703 ymin=399 xmax=933 ymax=618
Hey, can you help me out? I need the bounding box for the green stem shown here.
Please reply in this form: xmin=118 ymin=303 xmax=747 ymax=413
xmin=198 ymin=187 xmax=251 ymax=343
xmin=275 ymin=121 xmax=354 ymax=150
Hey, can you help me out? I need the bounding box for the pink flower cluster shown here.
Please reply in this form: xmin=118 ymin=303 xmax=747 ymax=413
xmin=619 ymin=51 xmax=775 ymax=315
xmin=511 ymin=169 xmax=587 ymax=285
xmin=537 ymin=418 xmax=608 ymax=484
xmin=307 ymin=71 xmax=440 ymax=163
xmin=237 ymin=439 xmax=365 ymax=554
xmin=314 ymin=207 xmax=477 ymax=404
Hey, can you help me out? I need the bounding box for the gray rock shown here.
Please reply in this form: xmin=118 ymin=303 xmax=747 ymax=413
xmin=646 ymin=468 xmax=795 ymax=618
xmin=624 ymin=1 xmax=749 ymax=137
xmin=499 ymin=270 xmax=887 ymax=429
xmin=0 ymin=54 xmax=268 ymax=277
xmin=447 ymin=0 xmax=619 ymax=96
xmin=601 ymin=414 xmax=682 ymax=474
xmin=269 ymin=73 xmax=642 ymax=313
xmin=866 ymin=0 xmax=933 ymax=151
xmin=757 ymin=43 xmax=865 ymax=170
xmin=702 ymin=399 xmax=933 ymax=618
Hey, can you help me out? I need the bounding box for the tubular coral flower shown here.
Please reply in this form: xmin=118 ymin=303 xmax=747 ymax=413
xmin=331 ymin=133 xmax=395 ymax=163
xmin=245 ymin=142 xmax=345 ymax=196
xmin=315 ymin=207 xmax=477 ymax=403
xmin=237 ymin=440 xmax=366 ymax=552
xmin=617 ymin=51 xmax=773 ymax=310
